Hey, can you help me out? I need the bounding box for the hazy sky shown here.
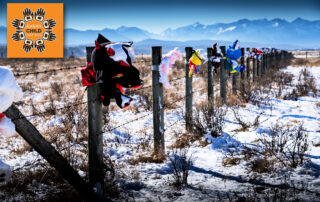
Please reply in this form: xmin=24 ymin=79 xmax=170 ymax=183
xmin=1 ymin=0 xmax=320 ymax=33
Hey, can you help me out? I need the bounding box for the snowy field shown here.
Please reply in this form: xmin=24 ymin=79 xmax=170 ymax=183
xmin=114 ymin=65 xmax=320 ymax=201
xmin=292 ymin=51 xmax=320 ymax=58
xmin=0 ymin=57 xmax=320 ymax=201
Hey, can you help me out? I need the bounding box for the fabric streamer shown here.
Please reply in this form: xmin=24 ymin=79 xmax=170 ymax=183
xmin=91 ymin=34 xmax=143 ymax=109
xmin=159 ymin=47 xmax=182 ymax=88
xmin=225 ymin=40 xmax=245 ymax=74
xmin=0 ymin=66 xmax=21 ymax=183
xmin=188 ymin=49 xmax=207 ymax=77
xmin=0 ymin=66 xmax=22 ymax=136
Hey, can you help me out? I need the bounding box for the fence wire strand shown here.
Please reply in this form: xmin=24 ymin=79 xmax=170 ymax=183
xmin=10 ymin=58 xmax=204 ymax=134
xmin=14 ymin=66 xmax=80 ymax=77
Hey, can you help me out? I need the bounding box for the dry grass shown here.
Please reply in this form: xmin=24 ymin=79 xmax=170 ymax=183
xmin=0 ymin=52 xmax=301 ymax=199
xmin=128 ymin=154 xmax=166 ymax=165
xmin=250 ymin=158 xmax=274 ymax=173
xmin=291 ymin=57 xmax=320 ymax=66
xmin=223 ymin=157 xmax=240 ymax=167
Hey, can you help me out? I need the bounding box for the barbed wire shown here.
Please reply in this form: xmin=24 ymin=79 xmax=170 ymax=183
xmin=9 ymin=76 xmax=188 ymax=122
xmin=9 ymin=58 xmax=205 ymax=134
xmin=11 ymin=89 xmax=88 ymax=121
xmin=105 ymin=111 xmax=153 ymax=133
xmin=11 ymin=100 xmax=88 ymax=121
xmin=102 ymin=87 xmax=205 ymax=133
xmin=163 ymin=87 xmax=205 ymax=109
xmin=14 ymin=66 xmax=80 ymax=77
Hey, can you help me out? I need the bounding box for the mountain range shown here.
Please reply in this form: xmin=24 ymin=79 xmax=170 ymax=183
xmin=1 ymin=18 xmax=319 ymax=57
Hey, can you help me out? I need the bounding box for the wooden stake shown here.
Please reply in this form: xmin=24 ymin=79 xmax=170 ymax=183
xmin=152 ymin=46 xmax=164 ymax=156
xmin=86 ymin=47 xmax=104 ymax=196
xmin=207 ymin=48 xmax=214 ymax=109
xmin=4 ymin=105 xmax=96 ymax=200
xmin=220 ymin=46 xmax=226 ymax=103
xmin=185 ymin=47 xmax=193 ymax=132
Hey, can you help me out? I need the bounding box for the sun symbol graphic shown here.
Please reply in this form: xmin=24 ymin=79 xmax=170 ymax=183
xmin=11 ymin=8 xmax=56 ymax=53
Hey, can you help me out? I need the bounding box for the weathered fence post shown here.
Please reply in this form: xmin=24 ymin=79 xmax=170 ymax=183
xmin=152 ymin=46 xmax=164 ymax=156
xmin=257 ymin=56 xmax=260 ymax=78
xmin=306 ymin=51 xmax=308 ymax=59
xmin=262 ymin=48 xmax=266 ymax=75
xmin=280 ymin=50 xmax=284 ymax=68
xmin=266 ymin=50 xmax=269 ymax=70
xmin=220 ymin=46 xmax=227 ymax=103
xmin=86 ymin=47 xmax=104 ymax=196
xmin=240 ymin=48 xmax=245 ymax=80
xmin=232 ymin=72 xmax=237 ymax=94
xmin=246 ymin=48 xmax=250 ymax=80
xmin=272 ymin=48 xmax=276 ymax=69
xmin=252 ymin=54 xmax=256 ymax=82
xmin=240 ymin=48 xmax=245 ymax=90
xmin=207 ymin=48 xmax=214 ymax=109
xmin=4 ymin=105 xmax=96 ymax=200
xmin=185 ymin=47 xmax=193 ymax=132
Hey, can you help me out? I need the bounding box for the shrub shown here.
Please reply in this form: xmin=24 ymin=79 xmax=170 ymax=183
xmin=168 ymin=148 xmax=193 ymax=189
xmin=231 ymin=106 xmax=264 ymax=132
xmin=192 ymin=102 xmax=227 ymax=138
xmin=258 ymin=122 xmax=309 ymax=168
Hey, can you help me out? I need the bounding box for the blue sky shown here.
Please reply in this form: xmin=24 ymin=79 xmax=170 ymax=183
xmin=1 ymin=0 xmax=320 ymax=33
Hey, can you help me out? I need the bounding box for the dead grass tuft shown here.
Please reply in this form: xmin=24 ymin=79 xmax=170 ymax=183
xmin=128 ymin=154 xmax=166 ymax=165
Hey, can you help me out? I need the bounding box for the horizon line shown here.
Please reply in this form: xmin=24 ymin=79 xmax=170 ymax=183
xmin=1 ymin=17 xmax=319 ymax=33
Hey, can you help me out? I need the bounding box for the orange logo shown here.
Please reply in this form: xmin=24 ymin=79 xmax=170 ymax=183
xmin=7 ymin=3 xmax=63 ymax=58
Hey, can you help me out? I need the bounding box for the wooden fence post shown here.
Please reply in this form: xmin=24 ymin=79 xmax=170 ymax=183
xmin=262 ymin=48 xmax=266 ymax=75
xmin=266 ymin=50 xmax=269 ymax=70
xmin=272 ymin=48 xmax=276 ymax=69
xmin=152 ymin=46 xmax=164 ymax=156
xmin=246 ymin=48 xmax=250 ymax=80
xmin=4 ymin=105 xmax=96 ymax=200
xmin=185 ymin=47 xmax=193 ymax=132
xmin=232 ymin=72 xmax=237 ymax=95
xmin=220 ymin=46 xmax=227 ymax=103
xmin=207 ymin=48 xmax=214 ymax=109
xmin=240 ymin=48 xmax=245 ymax=90
xmin=86 ymin=47 xmax=104 ymax=196
xmin=240 ymin=48 xmax=245 ymax=80
xmin=280 ymin=50 xmax=284 ymax=68
xmin=252 ymin=54 xmax=256 ymax=82
xmin=257 ymin=56 xmax=260 ymax=78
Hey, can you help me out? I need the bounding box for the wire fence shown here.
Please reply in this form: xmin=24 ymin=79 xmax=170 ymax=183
xmin=10 ymin=65 xmax=195 ymax=135
xmin=13 ymin=66 xmax=81 ymax=77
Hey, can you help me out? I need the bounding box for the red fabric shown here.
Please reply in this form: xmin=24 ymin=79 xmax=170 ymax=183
xmin=116 ymin=83 xmax=125 ymax=94
xmin=254 ymin=48 xmax=263 ymax=55
xmin=81 ymin=62 xmax=96 ymax=87
xmin=107 ymin=48 xmax=115 ymax=56
xmin=0 ymin=113 xmax=5 ymax=120
xmin=128 ymin=84 xmax=142 ymax=89
xmin=120 ymin=61 xmax=130 ymax=67
xmin=189 ymin=61 xmax=196 ymax=72
xmin=95 ymin=40 xmax=101 ymax=49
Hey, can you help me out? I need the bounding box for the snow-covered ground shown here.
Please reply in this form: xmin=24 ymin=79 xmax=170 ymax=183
xmin=0 ymin=58 xmax=319 ymax=201
xmin=113 ymin=66 xmax=320 ymax=201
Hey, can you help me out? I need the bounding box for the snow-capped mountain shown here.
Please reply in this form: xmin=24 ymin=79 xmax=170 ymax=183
xmin=1 ymin=18 xmax=319 ymax=49
xmin=161 ymin=18 xmax=320 ymax=47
